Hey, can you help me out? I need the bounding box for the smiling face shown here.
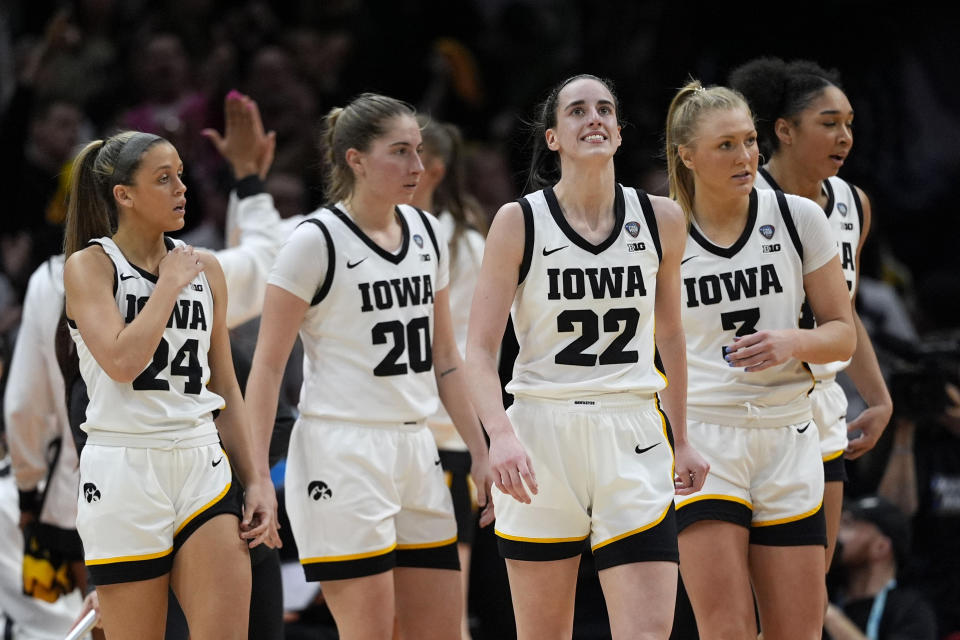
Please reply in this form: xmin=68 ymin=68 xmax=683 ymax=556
xmin=679 ymin=106 xmax=758 ymax=198
xmin=546 ymin=77 xmax=622 ymax=163
xmin=114 ymin=142 xmax=187 ymax=231
xmin=778 ymin=85 xmax=854 ymax=180
xmin=348 ymin=114 xmax=424 ymax=205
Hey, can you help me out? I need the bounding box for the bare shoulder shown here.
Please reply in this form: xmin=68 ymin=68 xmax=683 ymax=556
xmin=197 ymin=250 xmax=226 ymax=294
xmin=647 ymin=195 xmax=686 ymax=236
xmin=64 ymin=244 xmax=113 ymax=286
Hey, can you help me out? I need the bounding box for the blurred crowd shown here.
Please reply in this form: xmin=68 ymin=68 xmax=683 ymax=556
xmin=1 ymin=1 xmax=958 ymax=639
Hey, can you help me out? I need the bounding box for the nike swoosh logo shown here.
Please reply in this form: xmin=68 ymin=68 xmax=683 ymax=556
xmin=434 ymin=459 xmax=441 ymax=466
xmin=680 ymin=256 xmax=698 ymax=265
xmin=347 ymin=258 xmax=367 ymax=269
xmin=120 ymin=273 xmax=137 ymax=281
xmin=542 ymin=246 xmax=568 ymax=256
xmin=635 ymin=443 xmax=660 ymax=454
xmin=796 ymin=422 xmax=811 ymax=434
xmin=212 ymin=457 xmax=223 ymax=467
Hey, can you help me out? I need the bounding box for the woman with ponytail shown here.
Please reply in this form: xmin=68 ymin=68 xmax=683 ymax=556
xmin=466 ymin=74 xmax=708 ymax=639
xmin=62 ymin=130 xmax=280 ymax=638
xmin=729 ymin=57 xmax=892 ymax=578
xmin=664 ymin=80 xmax=855 ymax=640
xmin=411 ymin=115 xmax=486 ymax=640
xmin=244 ymin=94 xmax=494 ymax=640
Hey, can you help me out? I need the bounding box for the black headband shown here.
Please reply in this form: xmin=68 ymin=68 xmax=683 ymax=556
xmin=114 ymin=133 xmax=163 ymax=181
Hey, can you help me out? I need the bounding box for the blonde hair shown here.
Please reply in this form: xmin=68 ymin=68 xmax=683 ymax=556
xmin=321 ymin=93 xmax=416 ymax=202
xmin=665 ymin=79 xmax=752 ymax=222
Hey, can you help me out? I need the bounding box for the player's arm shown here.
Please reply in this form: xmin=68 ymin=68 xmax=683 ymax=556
xmin=202 ymin=252 xmax=281 ymax=548
xmin=465 ymin=201 xmax=537 ymax=503
xmin=64 ymin=244 xmax=202 ymax=382
xmin=650 ymin=196 xmax=708 ymax=494
xmin=843 ymin=188 xmax=893 ymax=458
xmin=433 ymin=286 xmax=494 ymax=526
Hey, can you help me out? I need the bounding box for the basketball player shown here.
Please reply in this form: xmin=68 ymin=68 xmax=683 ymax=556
xmin=466 ymin=74 xmax=709 ymax=640
xmin=243 ymin=93 xmax=495 ymax=640
xmin=62 ymin=130 xmax=280 ymax=639
xmin=411 ymin=115 xmax=487 ymax=640
xmin=729 ymin=57 xmax=893 ymax=573
xmin=665 ymin=80 xmax=856 ymax=640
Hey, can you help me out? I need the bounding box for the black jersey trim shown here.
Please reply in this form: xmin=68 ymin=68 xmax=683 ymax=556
xmin=822 ymin=178 xmax=836 ymax=219
xmin=413 ymin=207 xmax=442 ymax=264
xmin=775 ymin=190 xmax=804 ymax=261
xmin=757 ymin=166 xmax=780 ymax=191
xmin=331 ymin=205 xmax=410 ymax=265
xmin=637 ymin=188 xmax=662 ymax=263
xmin=298 ymin=218 xmax=336 ymax=306
xmin=849 ymin=182 xmax=865 ymax=241
xmin=87 ymin=239 xmax=119 ymax=296
xmin=689 ymin=189 xmax=758 ymax=259
xmin=543 ymin=184 xmax=625 ymax=255
xmin=517 ymin=197 xmax=535 ymax=285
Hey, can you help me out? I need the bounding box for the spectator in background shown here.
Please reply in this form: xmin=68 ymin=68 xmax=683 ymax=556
xmin=824 ymin=495 xmax=936 ymax=640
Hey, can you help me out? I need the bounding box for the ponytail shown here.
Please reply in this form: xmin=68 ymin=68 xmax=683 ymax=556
xmin=63 ymin=131 xmax=167 ymax=257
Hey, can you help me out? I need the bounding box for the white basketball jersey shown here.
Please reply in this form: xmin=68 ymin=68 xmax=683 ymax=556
xmin=682 ymin=188 xmax=836 ymax=426
xmin=756 ymin=169 xmax=863 ymax=379
xmin=69 ymin=237 xmax=223 ymax=440
xmin=292 ymin=204 xmax=448 ymax=423
xmin=506 ymin=185 xmax=666 ymax=400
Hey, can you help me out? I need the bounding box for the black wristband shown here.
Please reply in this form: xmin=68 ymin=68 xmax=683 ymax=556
xmin=235 ymin=175 xmax=265 ymax=199
xmin=19 ymin=488 xmax=40 ymax=515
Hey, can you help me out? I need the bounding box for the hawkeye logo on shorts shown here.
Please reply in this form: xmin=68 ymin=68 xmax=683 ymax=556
xmin=759 ymin=224 xmax=775 ymax=240
xmin=83 ymin=483 xmax=101 ymax=503
xmin=308 ymin=480 xmax=333 ymax=501
xmin=624 ymin=222 xmax=641 ymax=238
xmin=837 ymin=202 xmax=848 ymax=216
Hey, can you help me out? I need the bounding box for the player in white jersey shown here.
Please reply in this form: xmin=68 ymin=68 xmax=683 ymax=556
xmin=665 ymin=81 xmax=856 ymax=640
xmin=731 ymin=58 xmax=893 ymax=577
xmin=411 ymin=116 xmax=487 ymax=640
xmin=61 ymin=130 xmax=279 ymax=639
xmin=244 ymin=93 xmax=494 ymax=640
xmin=467 ymin=74 xmax=708 ymax=640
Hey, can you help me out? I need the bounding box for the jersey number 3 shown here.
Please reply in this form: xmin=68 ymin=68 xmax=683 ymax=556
xmin=555 ymin=308 xmax=640 ymax=366
xmin=720 ymin=308 xmax=760 ymax=359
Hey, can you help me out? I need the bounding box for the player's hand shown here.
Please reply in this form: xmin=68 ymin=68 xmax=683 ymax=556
xmin=487 ymin=426 xmax=538 ymax=505
xmin=674 ymin=440 xmax=710 ymax=496
xmin=239 ymin=479 xmax=282 ymax=549
xmin=202 ymin=90 xmax=276 ymax=180
xmin=157 ymin=246 xmax=205 ymax=290
xmin=469 ymin=449 xmax=496 ymax=527
xmin=844 ymin=402 xmax=893 ymax=459
xmin=70 ymin=590 xmax=102 ymax=633
xmin=724 ymin=330 xmax=797 ymax=372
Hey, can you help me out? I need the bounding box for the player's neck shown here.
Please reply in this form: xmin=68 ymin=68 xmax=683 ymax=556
xmin=343 ymin=192 xmax=399 ymax=233
xmin=112 ymin=223 xmax=168 ymax=274
xmin=552 ymin=163 xmax=616 ymax=231
xmin=765 ymin=156 xmax=826 ymax=208
xmin=690 ymin=185 xmax=751 ymax=246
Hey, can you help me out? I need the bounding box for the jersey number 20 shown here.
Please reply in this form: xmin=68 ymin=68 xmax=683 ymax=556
xmin=372 ymin=317 xmax=432 ymax=376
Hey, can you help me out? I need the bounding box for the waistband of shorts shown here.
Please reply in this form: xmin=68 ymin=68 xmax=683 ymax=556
xmin=687 ymin=400 xmax=811 ymax=428
xmin=512 ymin=393 xmax=658 ymax=411
xmin=84 ymin=424 xmax=220 ymax=449
xmin=298 ymin=414 xmax=428 ymax=432
xmin=814 ymin=375 xmax=838 ymax=386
